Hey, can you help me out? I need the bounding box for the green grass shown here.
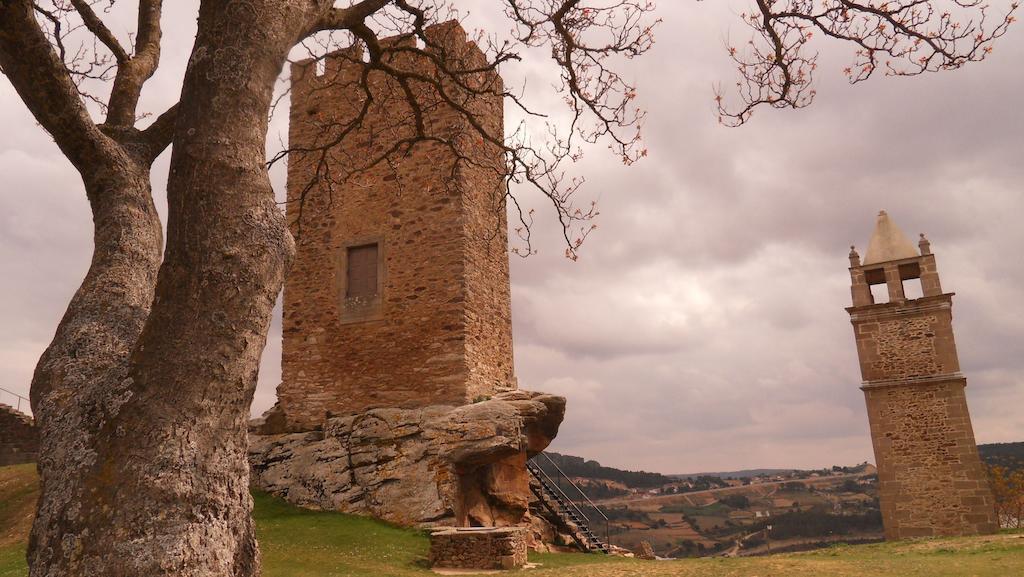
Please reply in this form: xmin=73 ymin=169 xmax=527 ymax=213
xmin=1 ymin=465 xmax=1023 ymax=576
xmin=0 ymin=546 xmax=25 ymax=577
xmin=255 ymin=491 xmax=432 ymax=577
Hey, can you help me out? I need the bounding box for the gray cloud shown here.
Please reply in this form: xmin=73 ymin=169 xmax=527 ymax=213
xmin=1 ymin=1 xmax=1021 ymax=473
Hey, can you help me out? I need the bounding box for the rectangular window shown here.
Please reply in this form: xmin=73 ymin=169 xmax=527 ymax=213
xmin=870 ymin=283 xmax=890 ymax=305
xmin=902 ymin=278 xmax=924 ymax=300
xmin=346 ymin=243 xmax=379 ymax=298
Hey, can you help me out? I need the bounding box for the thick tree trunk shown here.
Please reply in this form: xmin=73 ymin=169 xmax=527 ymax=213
xmin=31 ymin=3 xmax=323 ymax=576
xmin=28 ymin=158 xmax=164 ymax=576
xmin=9 ymin=1 xmax=334 ymax=575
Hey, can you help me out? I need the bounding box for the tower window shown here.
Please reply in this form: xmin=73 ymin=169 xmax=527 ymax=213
xmin=346 ymin=243 xmax=379 ymax=298
xmin=870 ymin=283 xmax=890 ymax=304
xmin=898 ymin=263 xmax=923 ymax=300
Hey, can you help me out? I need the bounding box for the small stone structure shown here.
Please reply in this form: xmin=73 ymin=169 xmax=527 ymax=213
xmin=846 ymin=211 xmax=997 ymax=539
xmin=429 ymin=527 xmax=528 ymax=571
xmin=0 ymin=404 xmax=37 ymax=466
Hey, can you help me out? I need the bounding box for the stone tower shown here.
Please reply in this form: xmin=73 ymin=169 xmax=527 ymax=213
xmin=276 ymin=21 xmax=516 ymax=431
xmin=847 ymin=211 xmax=997 ymax=539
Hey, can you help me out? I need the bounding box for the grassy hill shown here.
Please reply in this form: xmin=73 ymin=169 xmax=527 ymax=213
xmin=2 ymin=464 xmax=1024 ymax=576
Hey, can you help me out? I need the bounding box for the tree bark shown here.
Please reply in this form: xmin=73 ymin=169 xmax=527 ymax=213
xmin=27 ymin=159 xmax=164 ymax=577
xmin=4 ymin=1 xmax=379 ymax=575
xmin=31 ymin=2 xmax=324 ymax=576
xmin=0 ymin=3 xmax=165 ymax=576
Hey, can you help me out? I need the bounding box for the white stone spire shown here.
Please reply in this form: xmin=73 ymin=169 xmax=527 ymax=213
xmin=863 ymin=210 xmax=919 ymax=265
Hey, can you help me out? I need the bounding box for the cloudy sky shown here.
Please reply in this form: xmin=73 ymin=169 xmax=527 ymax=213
xmin=1 ymin=1 xmax=1022 ymax=474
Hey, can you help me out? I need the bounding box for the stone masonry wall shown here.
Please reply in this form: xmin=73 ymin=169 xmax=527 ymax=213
xmin=852 ymin=297 xmax=959 ymax=383
xmin=429 ymin=527 xmax=528 ymax=570
xmin=461 ymin=142 xmax=516 ymax=402
xmin=278 ymin=21 xmax=514 ymax=430
xmin=0 ymin=404 xmax=37 ymax=466
xmin=864 ymin=379 xmax=998 ymax=538
xmin=850 ymin=292 xmax=996 ymax=538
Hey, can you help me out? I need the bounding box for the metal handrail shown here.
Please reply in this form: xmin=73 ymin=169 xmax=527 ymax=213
xmin=529 ymin=462 xmax=607 ymax=552
xmin=537 ymin=452 xmax=610 ymax=522
xmin=531 ymin=452 xmax=611 ymax=549
xmin=530 ymin=460 xmax=593 ymax=525
xmin=0 ymin=386 xmax=30 ymax=415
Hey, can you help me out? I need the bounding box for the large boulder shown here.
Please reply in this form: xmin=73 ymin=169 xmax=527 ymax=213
xmin=249 ymin=390 xmax=565 ymax=528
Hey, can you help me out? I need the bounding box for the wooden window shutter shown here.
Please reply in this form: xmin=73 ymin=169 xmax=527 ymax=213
xmin=346 ymin=243 xmax=379 ymax=298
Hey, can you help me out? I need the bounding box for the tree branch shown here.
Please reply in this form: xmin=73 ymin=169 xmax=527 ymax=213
xmin=69 ymin=0 xmax=130 ymax=64
xmin=107 ymin=0 xmax=164 ymax=127
xmin=310 ymin=0 xmax=391 ymax=35
xmin=137 ymin=102 xmax=178 ymax=162
xmin=288 ymin=1 xmax=655 ymax=258
xmin=0 ymin=0 xmax=111 ymax=172
xmin=717 ymin=0 xmax=1018 ymax=125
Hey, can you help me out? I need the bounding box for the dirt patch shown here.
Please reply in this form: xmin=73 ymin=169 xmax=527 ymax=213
xmin=0 ymin=464 xmax=38 ymax=547
xmin=899 ymin=531 xmax=1024 ymax=553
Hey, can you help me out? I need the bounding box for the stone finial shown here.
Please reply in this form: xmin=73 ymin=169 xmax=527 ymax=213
xmin=849 ymin=245 xmax=861 ymax=267
xmin=918 ymin=233 xmax=931 ymax=256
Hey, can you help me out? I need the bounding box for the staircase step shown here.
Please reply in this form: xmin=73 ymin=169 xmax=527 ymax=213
xmin=528 ymin=457 xmax=612 ymax=555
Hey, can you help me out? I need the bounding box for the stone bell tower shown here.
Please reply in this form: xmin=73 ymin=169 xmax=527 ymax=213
xmin=847 ymin=211 xmax=997 ymax=539
xmin=275 ymin=21 xmax=516 ymax=431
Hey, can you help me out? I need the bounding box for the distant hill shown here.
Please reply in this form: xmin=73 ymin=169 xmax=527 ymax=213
xmin=670 ymin=468 xmax=796 ymax=479
xmin=539 ymin=452 xmax=672 ymax=488
xmin=541 ymin=441 xmax=1022 ymax=492
xmin=979 ymin=442 xmax=1024 ymax=472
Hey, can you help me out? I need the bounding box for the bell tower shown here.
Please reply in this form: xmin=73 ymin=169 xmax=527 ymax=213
xmin=847 ymin=211 xmax=997 ymax=539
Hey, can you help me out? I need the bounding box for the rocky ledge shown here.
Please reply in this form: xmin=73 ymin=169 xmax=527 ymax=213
xmin=248 ymin=390 xmax=565 ymax=528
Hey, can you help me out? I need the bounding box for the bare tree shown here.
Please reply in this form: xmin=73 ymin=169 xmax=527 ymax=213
xmin=0 ymin=1 xmax=651 ymax=576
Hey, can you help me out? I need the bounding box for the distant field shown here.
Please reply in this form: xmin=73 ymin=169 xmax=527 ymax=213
xmin=592 ymin=469 xmax=885 ymax=557
xmin=2 ymin=465 xmax=1023 ymax=577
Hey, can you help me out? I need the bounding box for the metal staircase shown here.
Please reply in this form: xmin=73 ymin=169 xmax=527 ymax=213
xmin=527 ymin=453 xmax=610 ymax=554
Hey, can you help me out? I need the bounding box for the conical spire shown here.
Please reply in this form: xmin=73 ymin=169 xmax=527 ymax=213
xmin=863 ymin=210 xmax=919 ymax=265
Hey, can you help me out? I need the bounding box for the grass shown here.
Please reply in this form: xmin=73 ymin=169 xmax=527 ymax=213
xmin=255 ymin=491 xmax=432 ymax=577
xmin=2 ymin=464 xmax=1023 ymax=576
xmin=0 ymin=464 xmax=35 ymax=577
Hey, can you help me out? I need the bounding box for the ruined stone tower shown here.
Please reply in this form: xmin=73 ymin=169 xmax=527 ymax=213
xmin=847 ymin=211 xmax=997 ymax=539
xmin=276 ymin=21 xmax=516 ymax=431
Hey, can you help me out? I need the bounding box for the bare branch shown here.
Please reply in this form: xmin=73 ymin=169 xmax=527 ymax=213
xmin=311 ymin=0 xmax=392 ymax=35
xmin=0 ymin=0 xmax=112 ymax=172
xmin=107 ymin=0 xmax=165 ymax=127
xmin=69 ymin=0 xmax=130 ymax=64
xmin=718 ymin=0 xmax=1019 ymax=125
xmin=137 ymin=102 xmax=178 ymax=162
xmin=291 ymin=1 xmax=656 ymax=258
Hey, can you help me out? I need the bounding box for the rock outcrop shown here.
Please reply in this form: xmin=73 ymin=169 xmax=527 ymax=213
xmin=249 ymin=390 xmax=565 ymax=528
xmin=635 ymin=540 xmax=657 ymax=560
